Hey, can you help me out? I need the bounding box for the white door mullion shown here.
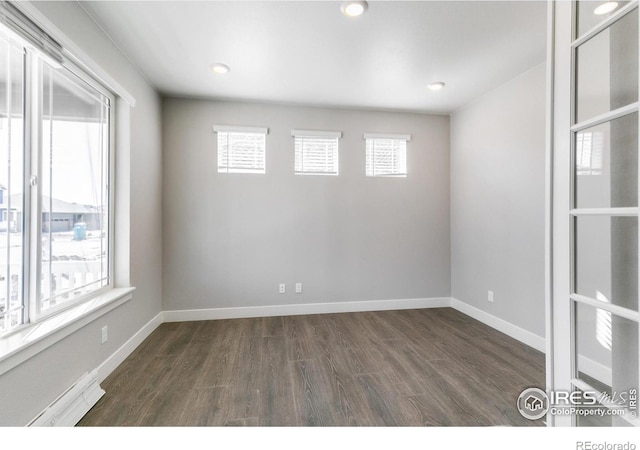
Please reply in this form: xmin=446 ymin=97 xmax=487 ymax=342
xmin=551 ymin=0 xmax=574 ymax=427
xmin=571 ymin=1 xmax=639 ymax=48
xmin=570 ymin=207 xmax=639 ymax=216
xmin=570 ymin=294 xmax=640 ymax=322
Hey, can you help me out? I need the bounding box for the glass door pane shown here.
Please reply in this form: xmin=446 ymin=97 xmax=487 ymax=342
xmin=576 ymin=9 xmax=638 ymax=123
xmin=575 ymin=215 xmax=638 ymax=310
xmin=575 ymin=113 xmax=638 ymax=208
xmin=575 ymin=302 xmax=639 ymax=426
xmin=577 ymin=1 xmax=633 ymax=36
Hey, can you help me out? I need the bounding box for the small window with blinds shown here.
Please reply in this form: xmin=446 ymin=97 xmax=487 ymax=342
xmin=214 ymin=125 xmax=268 ymax=174
xmin=292 ymin=129 xmax=341 ymax=176
xmin=364 ymin=133 xmax=411 ymax=177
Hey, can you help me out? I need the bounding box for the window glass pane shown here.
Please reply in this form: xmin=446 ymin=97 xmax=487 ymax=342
xmin=40 ymin=62 xmax=110 ymax=313
xmin=575 ymin=302 xmax=638 ymax=426
xmin=0 ymin=31 xmax=24 ymax=332
xmin=575 ymin=216 xmax=638 ymax=310
xmin=577 ymin=1 xmax=632 ymax=37
xmin=294 ymin=136 xmax=339 ymax=175
xmin=576 ymin=9 xmax=638 ymax=123
xmin=575 ymin=113 xmax=638 ymax=208
xmin=365 ymin=138 xmax=407 ymax=177
xmin=217 ymin=131 xmax=265 ymax=174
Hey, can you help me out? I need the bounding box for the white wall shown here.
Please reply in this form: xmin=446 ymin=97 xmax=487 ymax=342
xmin=162 ymin=99 xmax=450 ymax=312
xmin=450 ymin=63 xmax=547 ymax=338
xmin=0 ymin=1 xmax=163 ymax=426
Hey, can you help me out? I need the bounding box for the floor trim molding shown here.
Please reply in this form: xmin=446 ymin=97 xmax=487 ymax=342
xmin=163 ymin=297 xmax=452 ymax=322
xmin=578 ymin=355 xmax=612 ymax=387
xmin=96 ymin=312 xmax=163 ymax=383
xmin=450 ymin=297 xmax=546 ymax=353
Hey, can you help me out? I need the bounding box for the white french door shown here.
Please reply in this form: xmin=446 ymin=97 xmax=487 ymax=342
xmin=550 ymin=0 xmax=640 ymax=427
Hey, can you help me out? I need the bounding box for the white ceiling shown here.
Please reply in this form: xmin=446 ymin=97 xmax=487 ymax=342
xmin=80 ymin=1 xmax=547 ymax=114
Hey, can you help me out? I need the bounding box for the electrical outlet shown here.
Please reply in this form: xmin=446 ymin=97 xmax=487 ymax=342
xmin=295 ymin=282 xmax=302 ymax=294
xmin=279 ymin=283 xmax=286 ymax=294
xmin=101 ymin=326 xmax=108 ymax=344
xmin=488 ymin=291 xmax=494 ymax=303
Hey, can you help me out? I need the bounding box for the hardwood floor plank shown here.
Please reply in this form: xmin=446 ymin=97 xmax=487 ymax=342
xmin=136 ymin=385 xmax=192 ymax=426
xmin=284 ymin=315 xmax=329 ymax=361
xmin=225 ymin=417 xmax=260 ymax=426
xmin=289 ymin=359 xmax=340 ymax=426
xmin=400 ymin=359 xmax=496 ymax=426
xmin=191 ymin=319 xmax=239 ymax=345
xmin=364 ymin=311 xmax=407 ymax=340
xmin=193 ymin=340 xmax=237 ymax=388
xmin=226 ymin=351 xmax=262 ymax=420
xmin=423 ymin=358 xmax=542 ymax=426
xmin=397 ymin=395 xmax=456 ymax=426
xmin=353 ymin=372 xmax=416 ymax=426
xmin=180 ymin=387 xmax=232 ymax=426
xmin=154 ymin=322 xmax=201 ymax=356
xmin=370 ymin=338 xmax=447 ymax=396
xmin=324 ymin=313 xmax=370 ymax=349
xmin=259 ymin=336 xmax=297 ymax=426
xmin=288 ymin=359 xmax=323 ymax=426
xmin=262 ymin=316 xmax=285 ymax=337
xmin=312 ymin=342 xmax=362 ymax=426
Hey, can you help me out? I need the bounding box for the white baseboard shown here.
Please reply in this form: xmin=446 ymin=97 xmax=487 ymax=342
xmin=450 ymin=297 xmax=546 ymax=353
xmin=578 ymin=355 xmax=612 ymax=387
xmin=450 ymin=298 xmax=613 ymax=388
xmin=96 ymin=312 xmax=163 ymax=383
xmin=163 ymin=297 xmax=452 ymax=322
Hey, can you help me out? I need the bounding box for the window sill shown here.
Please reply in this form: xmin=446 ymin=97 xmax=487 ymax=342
xmin=0 ymin=287 xmax=135 ymax=377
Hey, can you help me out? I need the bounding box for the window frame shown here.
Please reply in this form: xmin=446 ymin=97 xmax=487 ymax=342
xmin=0 ymin=1 xmax=136 ymax=376
xmin=29 ymin=56 xmax=116 ymax=323
xmin=213 ymin=125 xmax=269 ymax=174
xmin=0 ymin=36 xmax=116 ymax=338
xmin=291 ymin=129 xmax=341 ymax=176
xmin=364 ymin=132 xmax=411 ymax=178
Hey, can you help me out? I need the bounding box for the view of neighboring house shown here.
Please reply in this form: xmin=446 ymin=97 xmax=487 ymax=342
xmin=0 ymin=184 xmax=19 ymax=233
xmin=0 ymin=188 xmax=101 ymax=233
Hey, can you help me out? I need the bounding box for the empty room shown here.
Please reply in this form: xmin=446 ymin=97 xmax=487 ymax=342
xmin=0 ymin=0 xmax=639 ymax=443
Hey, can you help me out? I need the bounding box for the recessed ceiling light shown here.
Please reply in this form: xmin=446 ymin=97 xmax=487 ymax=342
xmin=428 ymin=81 xmax=446 ymax=91
xmin=594 ymin=2 xmax=619 ymax=15
xmin=210 ymin=63 xmax=230 ymax=75
xmin=341 ymin=1 xmax=368 ymax=17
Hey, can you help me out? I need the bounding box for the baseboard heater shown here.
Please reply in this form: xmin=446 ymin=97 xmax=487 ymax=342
xmin=28 ymin=369 xmax=105 ymax=426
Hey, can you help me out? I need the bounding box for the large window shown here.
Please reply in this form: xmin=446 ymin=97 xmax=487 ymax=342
xmin=292 ymin=129 xmax=341 ymax=176
xmin=364 ymin=133 xmax=410 ymax=177
xmin=0 ymin=6 xmax=113 ymax=334
xmin=214 ymin=125 xmax=268 ymax=174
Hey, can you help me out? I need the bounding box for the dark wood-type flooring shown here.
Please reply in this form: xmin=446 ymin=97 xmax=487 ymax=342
xmin=78 ymin=307 xmax=545 ymax=426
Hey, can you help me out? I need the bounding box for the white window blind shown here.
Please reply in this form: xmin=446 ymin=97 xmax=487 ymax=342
xmin=292 ymin=130 xmax=341 ymax=176
xmin=0 ymin=2 xmax=64 ymax=64
xmin=214 ymin=125 xmax=268 ymax=174
xmin=364 ymin=133 xmax=410 ymax=177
